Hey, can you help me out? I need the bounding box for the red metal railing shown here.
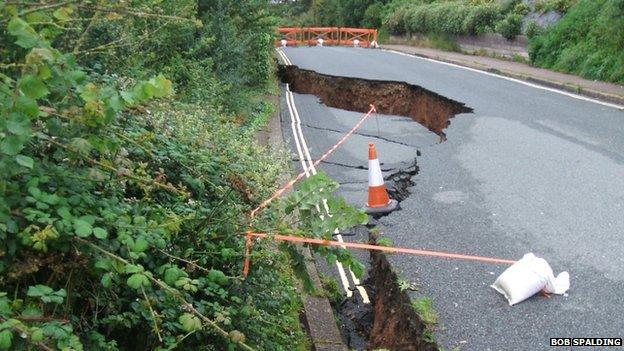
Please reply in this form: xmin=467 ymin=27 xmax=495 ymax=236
xmin=276 ymin=27 xmax=378 ymax=48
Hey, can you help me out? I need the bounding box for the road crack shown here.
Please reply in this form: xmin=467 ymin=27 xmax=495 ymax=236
xmin=291 ymin=158 xmax=397 ymax=172
xmin=300 ymin=122 xmax=419 ymax=148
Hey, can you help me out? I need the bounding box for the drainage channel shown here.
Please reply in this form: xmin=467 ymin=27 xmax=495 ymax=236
xmin=278 ymin=64 xmax=472 ymax=141
xmin=277 ymin=64 xmax=472 ymax=350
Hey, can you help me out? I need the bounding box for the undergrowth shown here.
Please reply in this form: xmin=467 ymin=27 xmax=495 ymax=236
xmin=529 ymin=0 xmax=624 ymax=84
xmin=0 ymin=1 xmax=368 ymax=350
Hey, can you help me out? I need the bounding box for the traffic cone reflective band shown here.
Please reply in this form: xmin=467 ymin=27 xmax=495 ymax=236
xmin=366 ymin=143 xmax=398 ymax=214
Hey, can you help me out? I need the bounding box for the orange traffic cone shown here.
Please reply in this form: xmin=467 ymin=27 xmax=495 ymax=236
xmin=365 ymin=143 xmax=398 ymax=214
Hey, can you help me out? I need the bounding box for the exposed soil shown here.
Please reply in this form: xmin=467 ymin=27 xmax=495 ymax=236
xmin=368 ymin=245 xmax=438 ymax=351
xmin=328 ymin=225 xmax=438 ymax=351
xmin=278 ymin=64 xmax=472 ymax=140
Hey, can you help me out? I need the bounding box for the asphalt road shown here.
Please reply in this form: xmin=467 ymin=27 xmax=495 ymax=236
xmin=278 ymin=46 xmax=624 ymax=350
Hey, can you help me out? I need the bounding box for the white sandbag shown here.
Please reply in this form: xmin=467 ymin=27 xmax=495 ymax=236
xmin=491 ymin=253 xmax=570 ymax=306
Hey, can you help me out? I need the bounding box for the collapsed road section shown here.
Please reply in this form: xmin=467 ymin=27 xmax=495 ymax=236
xmin=276 ymin=61 xmax=477 ymax=349
xmin=278 ymin=64 xmax=472 ymax=139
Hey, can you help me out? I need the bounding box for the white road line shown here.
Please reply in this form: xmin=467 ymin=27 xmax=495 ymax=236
xmin=276 ymin=48 xmax=292 ymax=66
xmin=286 ymin=85 xmax=371 ymax=303
xmin=280 ymin=47 xmax=370 ymax=303
xmin=285 ymin=84 xmax=354 ymax=298
xmin=383 ymin=49 xmax=624 ymax=111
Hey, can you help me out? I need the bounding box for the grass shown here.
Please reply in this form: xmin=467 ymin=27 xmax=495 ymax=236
xmin=386 ymin=33 xmax=461 ymax=52
xmin=320 ymin=274 xmax=344 ymax=305
xmin=529 ymin=0 xmax=624 ymax=84
xmin=411 ymin=296 xmax=439 ymax=326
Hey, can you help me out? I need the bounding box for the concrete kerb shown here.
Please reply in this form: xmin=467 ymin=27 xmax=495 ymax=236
xmin=382 ymin=45 xmax=624 ymax=108
xmin=258 ymin=92 xmax=348 ymax=351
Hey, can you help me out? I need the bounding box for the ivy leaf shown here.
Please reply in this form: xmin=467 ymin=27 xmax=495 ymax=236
xmin=73 ymin=219 xmax=92 ymax=237
xmin=41 ymin=322 xmax=71 ymax=339
xmin=6 ymin=113 xmax=31 ymax=136
xmin=124 ymin=264 xmax=144 ymax=274
xmin=0 ymin=135 xmax=25 ymax=156
xmin=56 ymin=207 xmax=72 ymax=220
xmin=164 ymin=267 xmax=186 ymax=285
xmin=178 ymin=313 xmax=202 ymax=332
xmin=0 ymin=294 xmax=11 ymax=315
xmin=21 ymin=305 xmax=43 ymax=318
xmin=30 ymin=328 xmax=44 ymax=342
xmin=27 ymin=284 xmax=53 ymax=297
xmin=7 ymin=17 xmax=46 ymax=49
xmin=149 ymin=75 xmax=173 ymax=98
xmin=20 ymin=75 xmax=49 ymax=99
xmin=27 ymin=285 xmax=66 ymax=304
xmin=349 ymin=260 xmax=365 ymax=279
xmin=207 ymin=269 xmax=228 ymax=286
xmin=0 ymin=329 xmax=12 ymax=349
xmin=127 ymin=273 xmax=150 ymax=289
xmin=101 ymin=273 xmax=112 ymax=288
xmin=120 ymin=90 xmax=135 ymax=106
xmin=130 ymin=237 xmax=149 ymax=253
xmin=15 ymin=96 xmax=40 ymax=118
xmin=92 ymin=227 xmax=108 ymax=239
xmin=53 ymin=7 xmax=74 ymax=21
xmin=15 ymin=155 xmax=34 ymax=169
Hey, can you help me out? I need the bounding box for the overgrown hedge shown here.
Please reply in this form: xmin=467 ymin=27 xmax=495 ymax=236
xmin=385 ymin=0 xmax=523 ymax=39
xmin=529 ymin=0 xmax=624 ymax=84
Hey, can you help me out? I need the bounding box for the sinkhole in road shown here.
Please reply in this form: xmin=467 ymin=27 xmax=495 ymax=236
xmin=278 ymin=64 xmax=472 ymax=140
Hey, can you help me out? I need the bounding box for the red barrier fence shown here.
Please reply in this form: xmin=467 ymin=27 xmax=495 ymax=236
xmin=276 ymin=27 xmax=378 ymax=47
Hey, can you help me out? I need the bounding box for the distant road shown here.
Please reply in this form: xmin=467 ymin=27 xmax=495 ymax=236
xmin=278 ymin=46 xmax=624 ymax=350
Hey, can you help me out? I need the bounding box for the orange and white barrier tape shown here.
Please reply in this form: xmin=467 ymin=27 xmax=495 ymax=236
xmin=249 ymin=104 xmax=377 ymax=219
xmin=243 ymin=231 xmax=516 ymax=276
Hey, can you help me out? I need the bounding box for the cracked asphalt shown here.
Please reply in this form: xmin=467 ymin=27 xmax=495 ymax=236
xmin=279 ymin=46 xmax=624 ymax=350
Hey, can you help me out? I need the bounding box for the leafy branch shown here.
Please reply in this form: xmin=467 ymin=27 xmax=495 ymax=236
xmin=74 ymin=237 xmax=256 ymax=351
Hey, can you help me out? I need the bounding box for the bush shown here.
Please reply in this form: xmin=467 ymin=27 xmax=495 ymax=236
xmin=535 ymin=0 xmax=578 ymax=13
xmin=496 ymin=13 xmax=523 ymax=39
xmin=385 ymin=5 xmax=411 ymax=34
xmin=524 ymin=20 xmax=543 ymax=38
xmin=363 ymin=2 xmax=386 ymax=28
xmin=462 ymin=3 xmax=502 ymax=34
xmin=513 ymin=2 xmax=531 ymax=15
xmin=529 ymin=0 xmax=624 ymax=84
xmin=390 ymin=1 xmax=501 ymax=36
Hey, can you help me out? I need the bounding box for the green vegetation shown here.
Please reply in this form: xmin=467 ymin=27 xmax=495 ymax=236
xmin=411 ymin=296 xmax=438 ymax=343
xmin=529 ymin=0 xmax=624 ymax=84
xmin=273 ymin=0 xmax=393 ymax=28
xmin=1 ymin=1 xmax=368 ymax=350
xmin=320 ymin=274 xmax=344 ymax=305
xmin=495 ymin=13 xmax=523 ymax=39
xmin=411 ymin=296 xmax=438 ymax=326
xmin=384 ymin=0 xmax=528 ymax=38
xmin=272 ymin=1 xmax=529 ymax=45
